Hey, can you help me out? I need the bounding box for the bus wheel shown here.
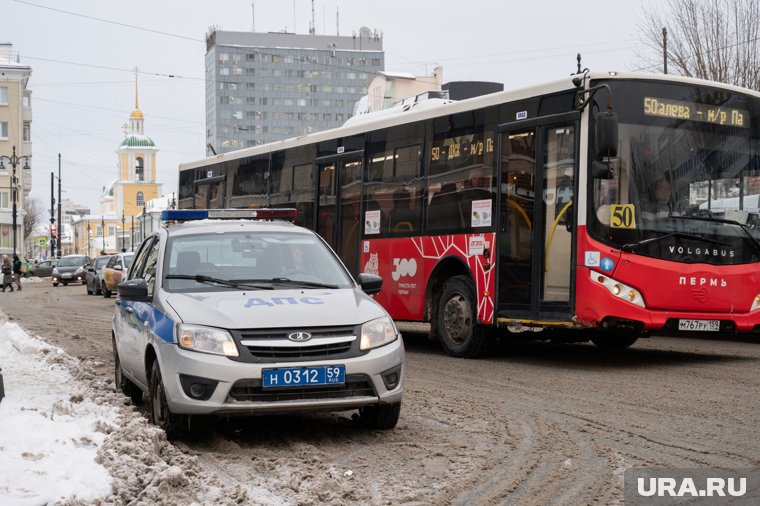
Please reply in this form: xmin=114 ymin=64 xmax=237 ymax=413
xmin=436 ymin=275 xmax=489 ymax=358
xmin=591 ymin=334 xmax=638 ymax=349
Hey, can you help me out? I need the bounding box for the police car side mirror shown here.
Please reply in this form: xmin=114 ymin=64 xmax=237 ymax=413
xmin=118 ymin=278 xmax=150 ymax=302
xmin=358 ymin=273 xmax=383 ymax=295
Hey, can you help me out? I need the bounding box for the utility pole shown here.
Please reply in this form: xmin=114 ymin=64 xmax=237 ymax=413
xmin=57 ymin=154 xmax=62 ymax=258
xmin=50 ymin=171 xmax=56 ymax=258
xmin=662 ymin=27 xmax=668 ymax=75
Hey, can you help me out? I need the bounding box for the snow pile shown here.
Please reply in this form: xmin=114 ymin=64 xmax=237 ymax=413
xmin=0 ymin=319 xmax=247 ymax=505
xmin=0 ymin=322 xmax=116 ymax=504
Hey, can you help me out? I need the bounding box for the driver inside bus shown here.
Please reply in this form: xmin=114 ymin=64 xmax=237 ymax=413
xmin=641 ymin=177 xmax=682 ymax=221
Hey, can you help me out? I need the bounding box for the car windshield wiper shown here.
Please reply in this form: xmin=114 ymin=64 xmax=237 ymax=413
xmin=165 ymin=274 xmax=274 ymax=290
xmin=670 ymin=214 xmax=760 ymax=255
xmin=236 ymin=277 xmax=340 ymax=289
xmin=621 ymin=231 xmax=730 ymax=252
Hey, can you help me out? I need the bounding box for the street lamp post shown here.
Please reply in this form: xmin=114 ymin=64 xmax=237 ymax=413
xmin=0 ymin=146 xmax=31 ymax=256
xmin=142 ymin=203 xmax=147 ymax=240
xmin=120 ymin=213 xmax=125 ymax=252
xmin=130 ymin=215 xmax=135 ymax=251
xmin=101 ymin=217 xmax=105 ymax=254
xmin=87 ymin=223 xmax=91 ymax=257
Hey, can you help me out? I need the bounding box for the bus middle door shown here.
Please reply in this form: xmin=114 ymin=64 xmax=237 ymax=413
xmin=315 ymin=153 xmax=363 ymax=277
xmin=497 ymin=112 xmax=579 ymax=324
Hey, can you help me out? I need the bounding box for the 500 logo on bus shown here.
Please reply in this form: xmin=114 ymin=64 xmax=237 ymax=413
xmin=392 ymin=258 xmax=417 ymax=281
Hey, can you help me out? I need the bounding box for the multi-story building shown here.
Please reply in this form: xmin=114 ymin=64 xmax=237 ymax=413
xmin=0 ymin=43 xmax=32 ymax=257
xmin=205 ymin=28 xmax=384 ymax=153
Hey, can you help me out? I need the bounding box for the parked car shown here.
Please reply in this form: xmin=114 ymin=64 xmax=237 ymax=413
xmin=29 ymin=259 xmax=58 ymax=278
xmin=52 ymin=255 xmax=92 ymax=286
xmin=113 ymin=209 xmax=404 ymax=439
xmin=101 ymin=252 xmax=135 ymax=297
xmin=85 ymin=255 xmax=112 ymax=295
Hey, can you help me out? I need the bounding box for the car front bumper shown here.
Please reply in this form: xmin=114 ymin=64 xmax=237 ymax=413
xmin=154 ymin=336 xmax=405 ymax=416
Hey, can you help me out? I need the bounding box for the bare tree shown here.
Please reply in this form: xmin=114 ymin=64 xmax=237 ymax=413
xmin=23 ymin=197 xmax=42 ymax=241
xmin=637 ymin=0 xmax=760 ymax=90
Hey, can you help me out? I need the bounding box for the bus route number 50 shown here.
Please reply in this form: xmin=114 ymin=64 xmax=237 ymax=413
xmin=610 ymin=204 xmax=636 ymax=229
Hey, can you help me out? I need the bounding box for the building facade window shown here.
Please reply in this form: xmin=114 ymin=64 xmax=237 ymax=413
xmin=135 ymin=157 xmax=145 ymax=181
xmin=0 ymin=224 xmax=11 ymax=248
xmin=0 ymin=87 xmax=7 ymax=105
xmin=136 ymin=192 xmax=144 ymax=206
xmin=23 ymin=122 xmax=31 ymax=142
xmin=0 ymin=122 xmax=7 ymax=140
xmin=0 ymin=192 xmax=8 ymax=208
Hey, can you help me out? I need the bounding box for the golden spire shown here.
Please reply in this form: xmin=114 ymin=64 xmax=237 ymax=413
xmin=130 ymin=67 xmax=143 ymax=119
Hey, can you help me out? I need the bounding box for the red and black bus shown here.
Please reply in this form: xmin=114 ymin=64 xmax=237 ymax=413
xmin=178 ymin=72 xmax=760 ymax=356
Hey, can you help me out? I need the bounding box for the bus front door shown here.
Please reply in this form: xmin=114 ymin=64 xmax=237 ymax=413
xmin=316 ymin=154 xmax=363 ymax=277
xmin=497 ymin=113 xmax=578 ymax=323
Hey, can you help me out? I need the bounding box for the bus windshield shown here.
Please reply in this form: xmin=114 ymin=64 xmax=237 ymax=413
xmin=590 ymin=80 xmax=760 ymax=265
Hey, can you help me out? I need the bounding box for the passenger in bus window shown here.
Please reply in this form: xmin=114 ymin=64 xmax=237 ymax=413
xmin=389 ymin=188 xmax=417 ymax=232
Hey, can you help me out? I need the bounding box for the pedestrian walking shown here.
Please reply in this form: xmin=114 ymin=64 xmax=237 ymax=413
xmin=12 ymin=254 xmax=22 ymax=291
xmin=1 ymin=256 xmax=13 ymax=292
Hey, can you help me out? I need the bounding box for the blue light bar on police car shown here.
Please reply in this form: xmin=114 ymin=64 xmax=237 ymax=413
xmin=161 ymin=208 xmax=298 ymax=222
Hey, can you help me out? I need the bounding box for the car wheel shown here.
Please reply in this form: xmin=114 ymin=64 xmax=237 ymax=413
xmin=53 ymin=282 xmax=59 ymax=287
xmin=357 ymin=402 xmax=401 ymax=429
xmin=149 ymin=361 xmax=188 ymax=439
xmin=591 ymin=334 xmax=639 ymax=350
xmin=102 ymin=282 xmax=111 ymax=298
xmin=112 ymin=337 xmax=142 ymax=404
xmin=435 ymin=275 xmax=490 ymax=358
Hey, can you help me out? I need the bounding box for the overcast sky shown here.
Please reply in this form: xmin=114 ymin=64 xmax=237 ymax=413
xmin=3 ymin=0 xmax=659 ymax=213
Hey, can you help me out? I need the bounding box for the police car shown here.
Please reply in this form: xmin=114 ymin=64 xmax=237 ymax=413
xmin=112 ymin=209 xmax=404 ymax=438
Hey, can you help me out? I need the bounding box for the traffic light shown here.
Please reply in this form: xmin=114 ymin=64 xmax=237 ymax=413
xmin=50 ymin=223 xmax=57 ymax=238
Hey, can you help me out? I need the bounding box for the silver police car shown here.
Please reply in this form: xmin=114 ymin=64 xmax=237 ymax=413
xmin=112 ymin=209 xmax=404 ymax=438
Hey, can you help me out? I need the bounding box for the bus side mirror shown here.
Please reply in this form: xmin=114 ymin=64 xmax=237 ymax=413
xmin=591 ymin=160 xmax=614 ymax=179
xmin=595 ymin=112 xmax=618 ymax=158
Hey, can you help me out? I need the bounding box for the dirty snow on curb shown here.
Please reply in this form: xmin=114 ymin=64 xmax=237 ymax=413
xmin=0 ymin=321 xmax=116 ymax=504
xmin=0 ymin=319 xmax=250 ymax=505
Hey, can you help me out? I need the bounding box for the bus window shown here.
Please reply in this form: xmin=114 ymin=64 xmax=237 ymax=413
xmin=230 ymin=156 xmax=268 ymax=208
xmin=364 ymin=128 xmax=423 ymax=237
xmin=426 ymin=112 xmax=495 ymax=234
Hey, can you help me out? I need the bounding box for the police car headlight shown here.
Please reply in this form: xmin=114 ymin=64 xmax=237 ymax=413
xmin=75 ymin=266 xmax=84 ymax=274
xmin=360 ymin=316 xmax=398 ymax=351
xmin=177 ymin=324 xmax=239 ymax=357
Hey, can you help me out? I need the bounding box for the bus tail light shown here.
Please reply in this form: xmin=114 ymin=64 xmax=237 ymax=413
xmin=591 ymin=271 xmax=645 ymax=308
xmin=751 ymin=294 xmax=760 ymax=312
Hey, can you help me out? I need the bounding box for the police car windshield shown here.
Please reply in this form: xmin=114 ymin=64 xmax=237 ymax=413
xmin=164 ymin=231 xmax=353 ymax=292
